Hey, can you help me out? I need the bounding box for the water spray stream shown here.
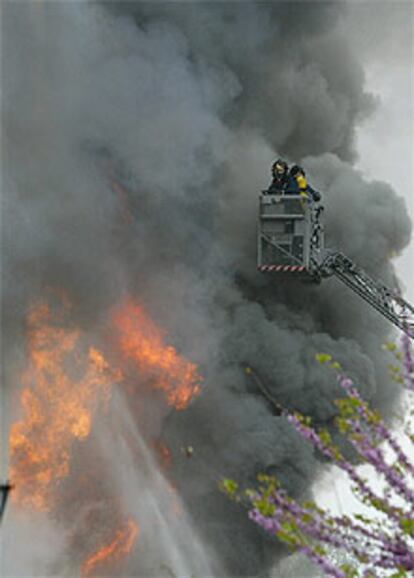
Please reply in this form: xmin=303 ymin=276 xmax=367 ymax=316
xmin=97 ymin=391 xmax=219 ymax=578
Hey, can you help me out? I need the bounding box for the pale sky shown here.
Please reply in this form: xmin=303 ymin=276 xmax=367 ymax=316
xmin=314 ymin=0 xmax=414 ymax=534
xmin=356 ymin=63 xmax=414 ymax=302
xmin=351 ymin=0 xmax=414 ymax=302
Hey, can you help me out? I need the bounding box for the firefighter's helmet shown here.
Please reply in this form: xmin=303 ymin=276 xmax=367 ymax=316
xmin=272 ymin=159 xmax=288 ymax=177
xmin=290 ymin=165 xmax=305 ymax=177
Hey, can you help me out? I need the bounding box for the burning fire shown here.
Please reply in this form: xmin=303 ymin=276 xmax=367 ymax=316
xmin=8 ymin=293 xmax=199 ymax=574
xmin=81 ymin=518 xmax=139 ymax=577
xmin=112 ymin=299 xmax=202 ymax=410
xmin=9 ymin=300 xmax=120 ymax=510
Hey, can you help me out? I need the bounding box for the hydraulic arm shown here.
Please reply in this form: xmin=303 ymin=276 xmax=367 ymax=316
xmin=319 ymin=252 xmax=414 ymax=338
xmin=257 ymin=193 xmax=414 ymax=339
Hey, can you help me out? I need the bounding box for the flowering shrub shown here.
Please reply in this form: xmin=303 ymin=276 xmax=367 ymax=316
xmin=221 ymin=337 xmax=414 ymax=577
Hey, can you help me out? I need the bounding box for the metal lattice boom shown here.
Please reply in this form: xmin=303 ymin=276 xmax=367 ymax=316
xmin=320 ymin=252 xmax=414 ymax=338
xmin=257 ymin=193 xmax=414 ymax=339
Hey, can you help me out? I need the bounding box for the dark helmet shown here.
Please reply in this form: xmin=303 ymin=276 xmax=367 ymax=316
xmin=272 ymin=159 xmax=288 ymax=177
xmin=290 ymin=164 xmax=305 ymax=177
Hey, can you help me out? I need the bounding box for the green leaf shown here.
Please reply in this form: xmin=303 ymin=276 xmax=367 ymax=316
xmin=315 ymin=353 xmax=333 ymax=364
xmin=318 ymin=429 xmax=333 ymax=446
xmin=253 ymin=498 xmax=276 ymax=517
xmin=276 ymin=529 xmax=301 ymax=547
xmin=383 ymin=342 xmax=397 ymax=352
xmin=220 ymin=479 xmax=238 ymax=496
xmin=400 ymin=517 xmax=414 ymax=536
xmin=339 ymin=563 xmax=358 ymax=577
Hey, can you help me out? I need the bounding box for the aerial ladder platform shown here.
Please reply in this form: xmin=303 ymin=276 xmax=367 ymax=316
xmin=257 ymin=193 xmax=414 ymax=339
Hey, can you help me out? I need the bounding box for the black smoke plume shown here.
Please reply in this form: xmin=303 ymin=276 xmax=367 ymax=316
xmin=2 ymin=1 xmax=412 ymax=576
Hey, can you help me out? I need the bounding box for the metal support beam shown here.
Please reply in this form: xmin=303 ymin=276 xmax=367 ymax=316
xmin=321 ymin=252 xmax=414 ymax=338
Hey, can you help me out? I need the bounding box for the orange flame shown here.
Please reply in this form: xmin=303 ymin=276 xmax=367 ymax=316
xmin=112 ymin=299 xmax=202 ymax=410
xmin=81 ymin=518 xmax=139 ymax=577
xmin=9 ymin=300 xmax=120 ymax=510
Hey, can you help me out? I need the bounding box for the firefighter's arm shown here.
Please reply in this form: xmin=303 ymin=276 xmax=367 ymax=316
xmin=308 ymin=187 xmax=321 ymax=202
xmin=297 ymin=175 xmax=321 ymax=202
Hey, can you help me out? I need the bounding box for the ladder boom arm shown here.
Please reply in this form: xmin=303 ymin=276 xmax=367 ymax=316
xmin=320 ymin=252 xmax=414 ymax=338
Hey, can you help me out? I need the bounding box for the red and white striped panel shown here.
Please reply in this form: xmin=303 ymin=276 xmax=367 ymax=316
xmin=258 ymin=265 xmax=306 ymax=273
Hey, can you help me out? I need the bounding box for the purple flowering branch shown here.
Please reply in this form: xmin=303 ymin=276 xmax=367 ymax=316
xmin=258 ymin=487 xmax=392 ymax=557
xmin=248 ymin=412 xmax=414 ymax=573
xmin=221 ymin=342 xmax=414 ymax=577
xmin=338 ymin=373 xmax=414 ymax=483
xmin=336 ymin=377 xmax=414 ymax=510
xmin=248 ymin=474 xmax=413 ymax=575
xmin=287 ymin=413 xmax=403 ymax=525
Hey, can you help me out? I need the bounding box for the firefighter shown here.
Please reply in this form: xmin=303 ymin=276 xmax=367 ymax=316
xmin=267 ymin=159 xmax=289 ymax=194
xmin=287 ymin=165 xmax=321 ymax=202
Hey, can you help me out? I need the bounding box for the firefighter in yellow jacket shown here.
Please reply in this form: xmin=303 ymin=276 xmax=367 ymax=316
xmin=287 ymin=165 xmax=321 ymax=202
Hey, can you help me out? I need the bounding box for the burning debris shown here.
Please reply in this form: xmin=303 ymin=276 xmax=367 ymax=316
xmin=80 ymin=518 xmax=139 ymax=577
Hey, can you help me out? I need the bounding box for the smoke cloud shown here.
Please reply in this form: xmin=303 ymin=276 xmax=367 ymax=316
xmin=2 ymin=1 xmax=412 ymax=576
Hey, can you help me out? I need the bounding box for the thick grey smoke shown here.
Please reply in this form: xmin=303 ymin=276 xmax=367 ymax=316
xmin=2 ymin=1 xmax=412 ymax=577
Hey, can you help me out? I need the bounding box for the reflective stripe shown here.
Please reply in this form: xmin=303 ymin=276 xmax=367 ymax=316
xmin=258 ymin=265 xmax=307 ymax=272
